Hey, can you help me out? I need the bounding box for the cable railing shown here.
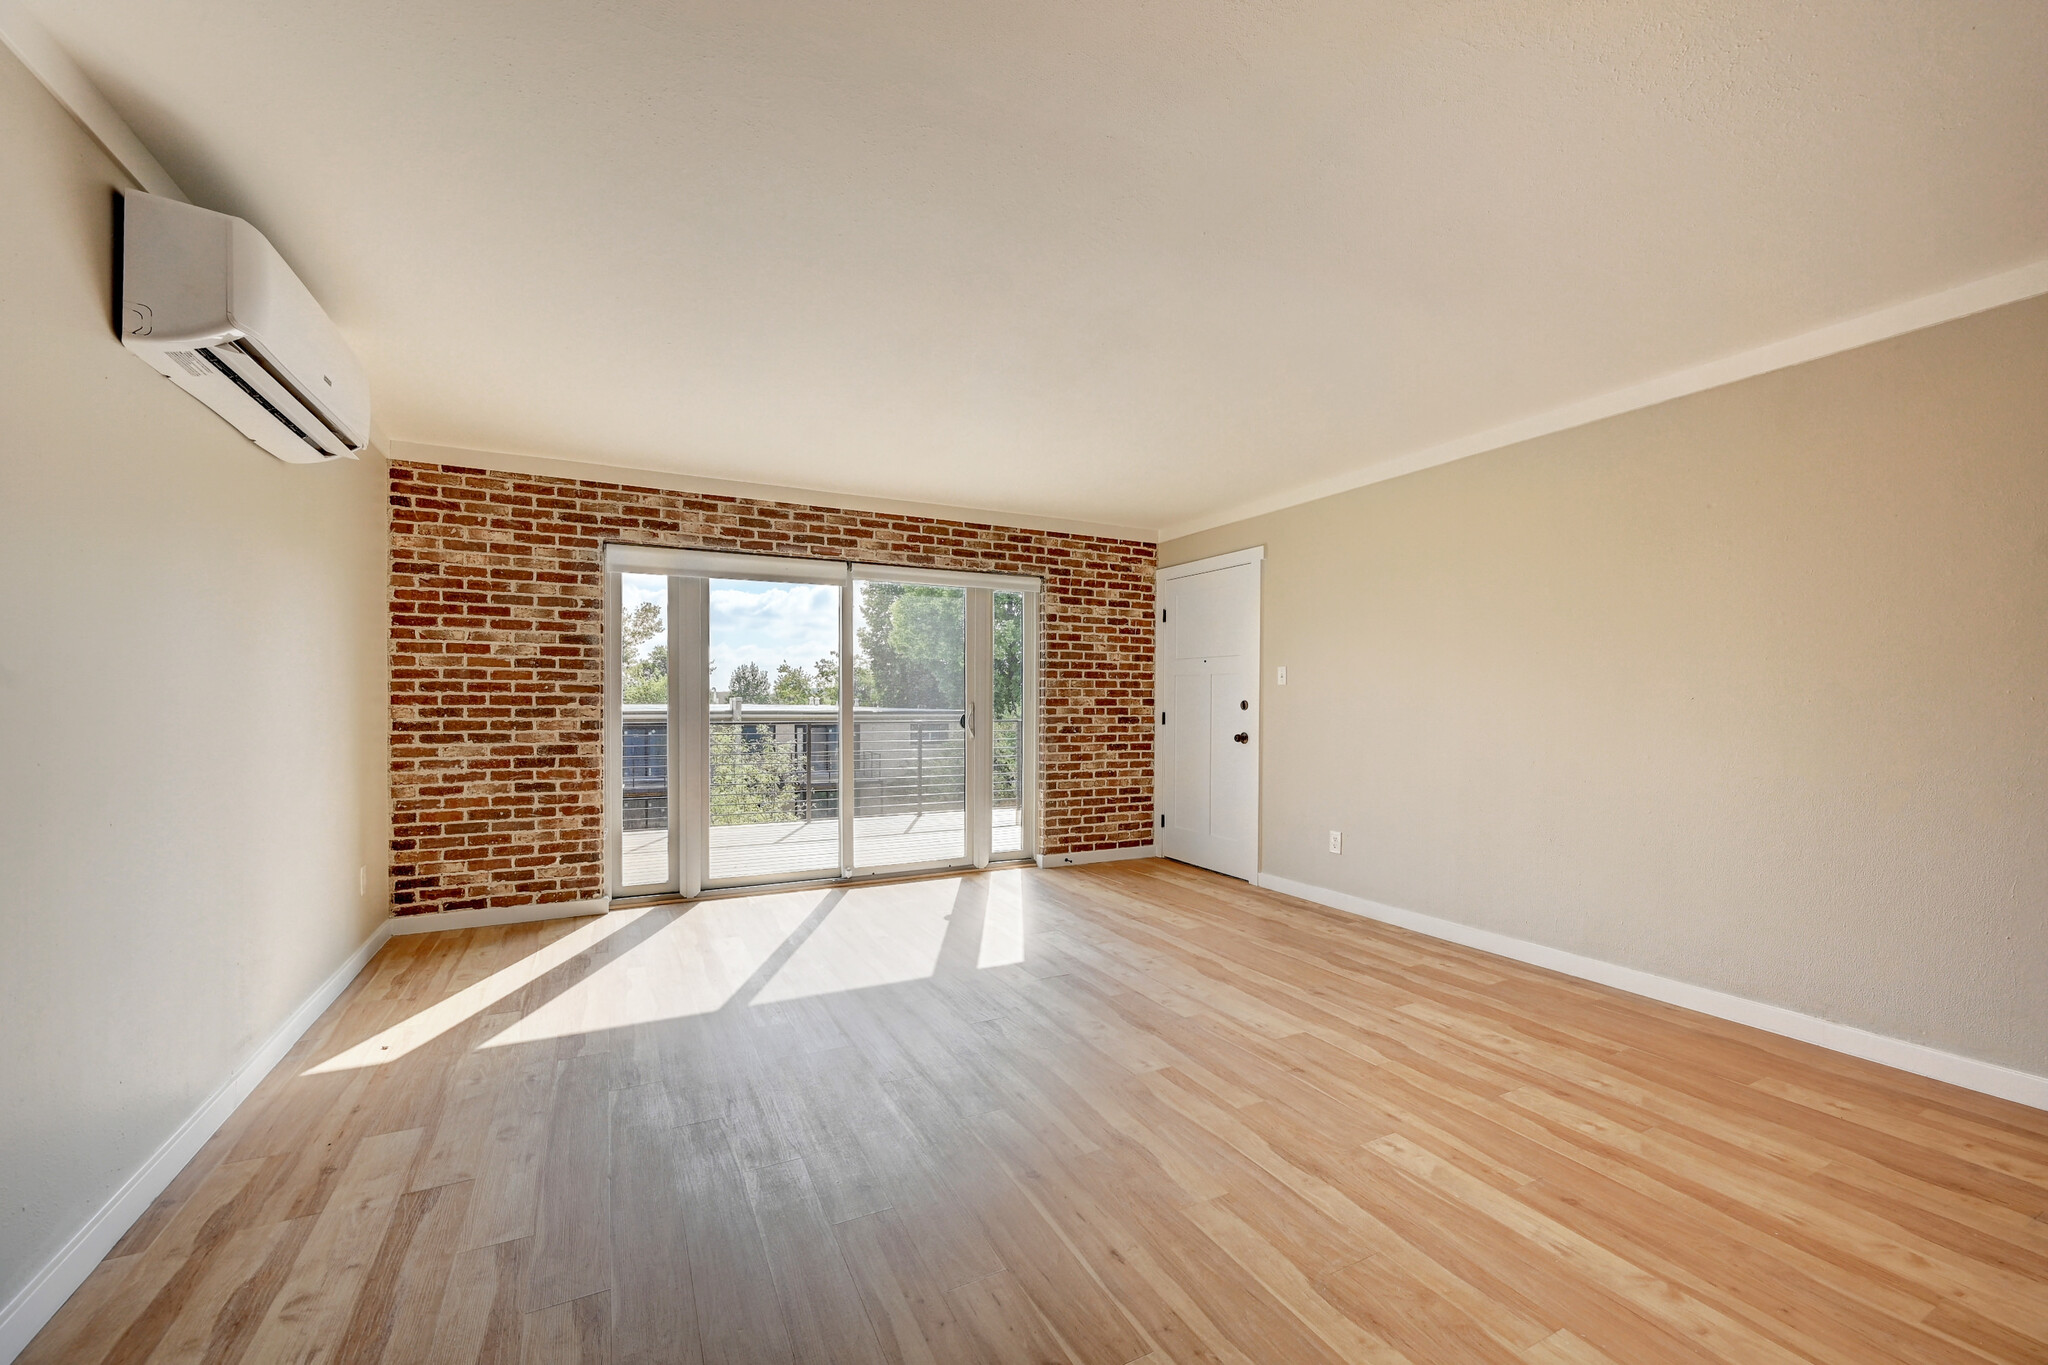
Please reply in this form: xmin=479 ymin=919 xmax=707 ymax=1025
xmin=994 ymin=718 xmax=1022 ymax=809
xmin=622 ymin=705 xmax=1024 ymax=831
xmin=711 ymin=719 xmax=840 ymax=825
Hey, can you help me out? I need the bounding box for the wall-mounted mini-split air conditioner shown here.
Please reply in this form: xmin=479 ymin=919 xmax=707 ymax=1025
xmin=119 ymin=190 xmax=370 ymax=464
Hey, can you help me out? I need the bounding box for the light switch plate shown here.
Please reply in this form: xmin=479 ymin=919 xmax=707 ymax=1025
xmin=1277 ymin=665 xmax=1288 ymax=686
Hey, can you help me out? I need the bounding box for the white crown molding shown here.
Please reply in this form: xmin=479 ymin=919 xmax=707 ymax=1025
xmin=0 ymin=0 xmax=183 ymax=200
xmin=1157 ymin=544 xmax=1263 ymax=581
xmin=391 ymin=441 xmax=1160 ymax=544
xmin=1162 ymin=257 xmax=2048 ymax=542
xmin=1255 ymin=871 xmax=2048 ymax=1114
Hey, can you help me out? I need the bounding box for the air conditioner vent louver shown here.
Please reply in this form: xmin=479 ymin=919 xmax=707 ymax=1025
xmin=197 ymin=347 xmax=326 ymax=454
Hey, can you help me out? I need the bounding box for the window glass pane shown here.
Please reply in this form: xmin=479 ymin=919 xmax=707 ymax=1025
xmin=619 ymin=573 xmax=670 ymax=886
xmin=993 ymin=591 xmax=1025 ymax=855
xmin=852 ymin=582 xmax=967 ymax=868
xmin=706 ymin=578 xmax=843 ymax=882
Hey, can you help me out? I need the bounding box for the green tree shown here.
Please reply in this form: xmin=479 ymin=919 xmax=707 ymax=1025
xmin=991 ymin=591 xmax=1025 ymax=805
xmin=857 ymin=584 xmax=964 ymax=708
xmin=727 ymin=661 xmax=771 ymax=702
xmin=810 ymin=653 xmax=840 ymax=705
xmin=621 ymin=600 xmax=668 ymax=703
xmin=993 ymin=591 xmax=1023 ymax=719
xmin=708 ymin=724 xmax=805 ymax=824
xmin=772 ymin=661 xmax=813 ymax=704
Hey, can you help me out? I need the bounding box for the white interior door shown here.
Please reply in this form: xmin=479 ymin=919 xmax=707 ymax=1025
xmin=1158 ymin=553 xmax=1260 ymax=880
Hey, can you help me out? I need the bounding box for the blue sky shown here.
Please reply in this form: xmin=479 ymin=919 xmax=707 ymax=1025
xmin=622 ymin=574 xmax=839 ymax=690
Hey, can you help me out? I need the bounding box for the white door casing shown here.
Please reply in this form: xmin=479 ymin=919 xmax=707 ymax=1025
xmin=1157 ymin=548 xmax=1262 ymax=880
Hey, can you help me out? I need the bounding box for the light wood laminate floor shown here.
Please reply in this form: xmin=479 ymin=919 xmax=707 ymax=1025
xmin=26 ymin=859 xmax=2048 ymax=1364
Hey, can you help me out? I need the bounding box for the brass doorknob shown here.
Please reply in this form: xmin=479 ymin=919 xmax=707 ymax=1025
xmin=1233 ymin=732 xmax=1250 ymax=744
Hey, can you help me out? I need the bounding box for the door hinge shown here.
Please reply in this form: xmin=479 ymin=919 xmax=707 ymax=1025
xmin=1159 ymin=712 xmax=1165 ymax=725
xmin=1160 ymin=608 xmax=1167 ymax=623
xmin=1158 ymin=814 xmax=1165 ymax=828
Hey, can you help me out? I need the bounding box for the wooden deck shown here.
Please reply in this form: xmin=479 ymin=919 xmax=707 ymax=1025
xmin=24 ymin=859 xmax=2048 ymax=1363
xmin=624 ymin=806 xmax=1024 ymax=885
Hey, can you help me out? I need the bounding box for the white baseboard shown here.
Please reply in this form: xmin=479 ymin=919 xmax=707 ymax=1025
xmin=1253 ymin=872 xmax=2048 ymax=1113
xmin=1037 ymin=844 xmax=1157 ymax=869
xmin=386 ymin=897 xmax=608 ymax=936
xmin=0 ymin=919 xmax=395 ymax=1364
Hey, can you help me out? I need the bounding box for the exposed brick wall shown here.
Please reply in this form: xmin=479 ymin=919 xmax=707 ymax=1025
xmin=388 ymin=460 xmax=1155 ymax=914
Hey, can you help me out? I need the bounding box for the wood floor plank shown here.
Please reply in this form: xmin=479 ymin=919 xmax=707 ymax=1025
xmin=524 ymin=1054 xmax=614 ymax=1312
xmin=460 ymin=1048 xmax=560 ymax=1251
xmin=834 ymin=1207 xmax=986 ymax=1365
xmin=80 ymin=1158 xmax=273 ymax=1365
xmin=430 ymin=1236 xmax=534 ymax=1363
xmin=412 ymin=1012 xmax=525 ymax=1192
xmin=608 ymin=1083 xmax=700 ymax=1365
xmin=673 ymin=1117 xmax=795 ymax=1365
xmin=335 ymin=1176 xmax=472 ymax=1364
xmin=746 ymin=1157 xmax=888 ymax=1365
xmin=23 ymin=860 xmax=2048 ymax=1365
xmin=1314 ymin=1251 xmax=1530 ymax=1365
xmin=135 ymin=1213 xmax=309 ymax=1364
xmin=521 ymin=1290 xmax=611 ymax=1365
xmin=1363 ymin=1132 xmax=1820 ymax=1365
xmin=949 ymin=1123 xmax=1151 ymax=1364
xmin=13 ymin=1254 xmax=142 ymax=1365
xmin=946 ymin=1270 xmax=1083 ymax=1365
xmin=239 ymin=1126 xmax=425 ymax=1364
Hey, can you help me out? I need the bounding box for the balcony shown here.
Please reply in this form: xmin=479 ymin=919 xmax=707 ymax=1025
xmin=622 ymin=704 xmax=1024 ymax=885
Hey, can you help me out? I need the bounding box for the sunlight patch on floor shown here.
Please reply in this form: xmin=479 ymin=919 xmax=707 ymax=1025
xmin=750 ymin=880 xmax=952 ymax=1005
xmin=978 ymin=872 xmax=1027 ymax=968
xmin=307 ymin=873 xmax=1037 ymax=1067
xmin=479 ymin=889 xmax=838 ymax=1046
xmin=304 ymin=909 xmax=648 ymax=1073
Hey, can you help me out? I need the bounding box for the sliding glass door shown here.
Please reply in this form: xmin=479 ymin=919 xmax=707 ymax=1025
xmin=705 ymin=575 xmax=845 ymax=885
xmin=612 ymin=572 xmax=675 ymax=895
xmin=605 ymin=549 xmax=1037 ymax=897
xmin=851 ymin=579 xmax=967 ymax=872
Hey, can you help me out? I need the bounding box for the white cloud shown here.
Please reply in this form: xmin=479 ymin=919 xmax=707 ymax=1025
xmin=708 ymin=580 xmax=839 ymax=688
xmin=617 ymin=576 xmax=841 ymax=687
xmin=621 ymin=573 xmax=668 ymax=619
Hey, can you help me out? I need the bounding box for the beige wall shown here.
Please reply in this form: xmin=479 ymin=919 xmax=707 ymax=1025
xmin=1165 ymin=294 xmax=2048 ymax=1076
xmin=0 ymin=45 xmax=390 ymax=1316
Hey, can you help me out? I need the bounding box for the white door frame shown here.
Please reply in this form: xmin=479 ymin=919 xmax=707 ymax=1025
xmin=1155 ymin=545 xmax=1264 ymax=880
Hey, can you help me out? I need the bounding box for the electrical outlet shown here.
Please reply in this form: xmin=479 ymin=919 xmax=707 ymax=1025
xmin=1277 ymin=665 xmax=1288 ymax=686
xmin=1327 ymin=830 xmax=1342 ymax=854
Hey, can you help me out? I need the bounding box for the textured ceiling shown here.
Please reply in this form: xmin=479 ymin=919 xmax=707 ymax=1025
xmin=32 ymin=0 xmax=2048 ymax=534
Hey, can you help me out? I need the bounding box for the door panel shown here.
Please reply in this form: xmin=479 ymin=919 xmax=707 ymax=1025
xmin=991 ymin=590 xmax=1029 ymax=858
xmin=851 ymin=580 xmax=969 ymax=872
xmin=1170 ymin=671 xmax=1212 ymax=834
xmin=1208 ymin=668 xmax=1255 ymax=839
xmin=615 ymin=572 xmax=674 ymax=891
xmin=703 ymin=577 xmax=843 ymax=886
xmin=1158 ymin=561 xmax=1259 ymax=880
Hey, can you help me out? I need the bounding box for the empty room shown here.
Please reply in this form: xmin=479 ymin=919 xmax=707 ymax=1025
xmin=3 ymin=2 xmax=2046 ymax=1362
